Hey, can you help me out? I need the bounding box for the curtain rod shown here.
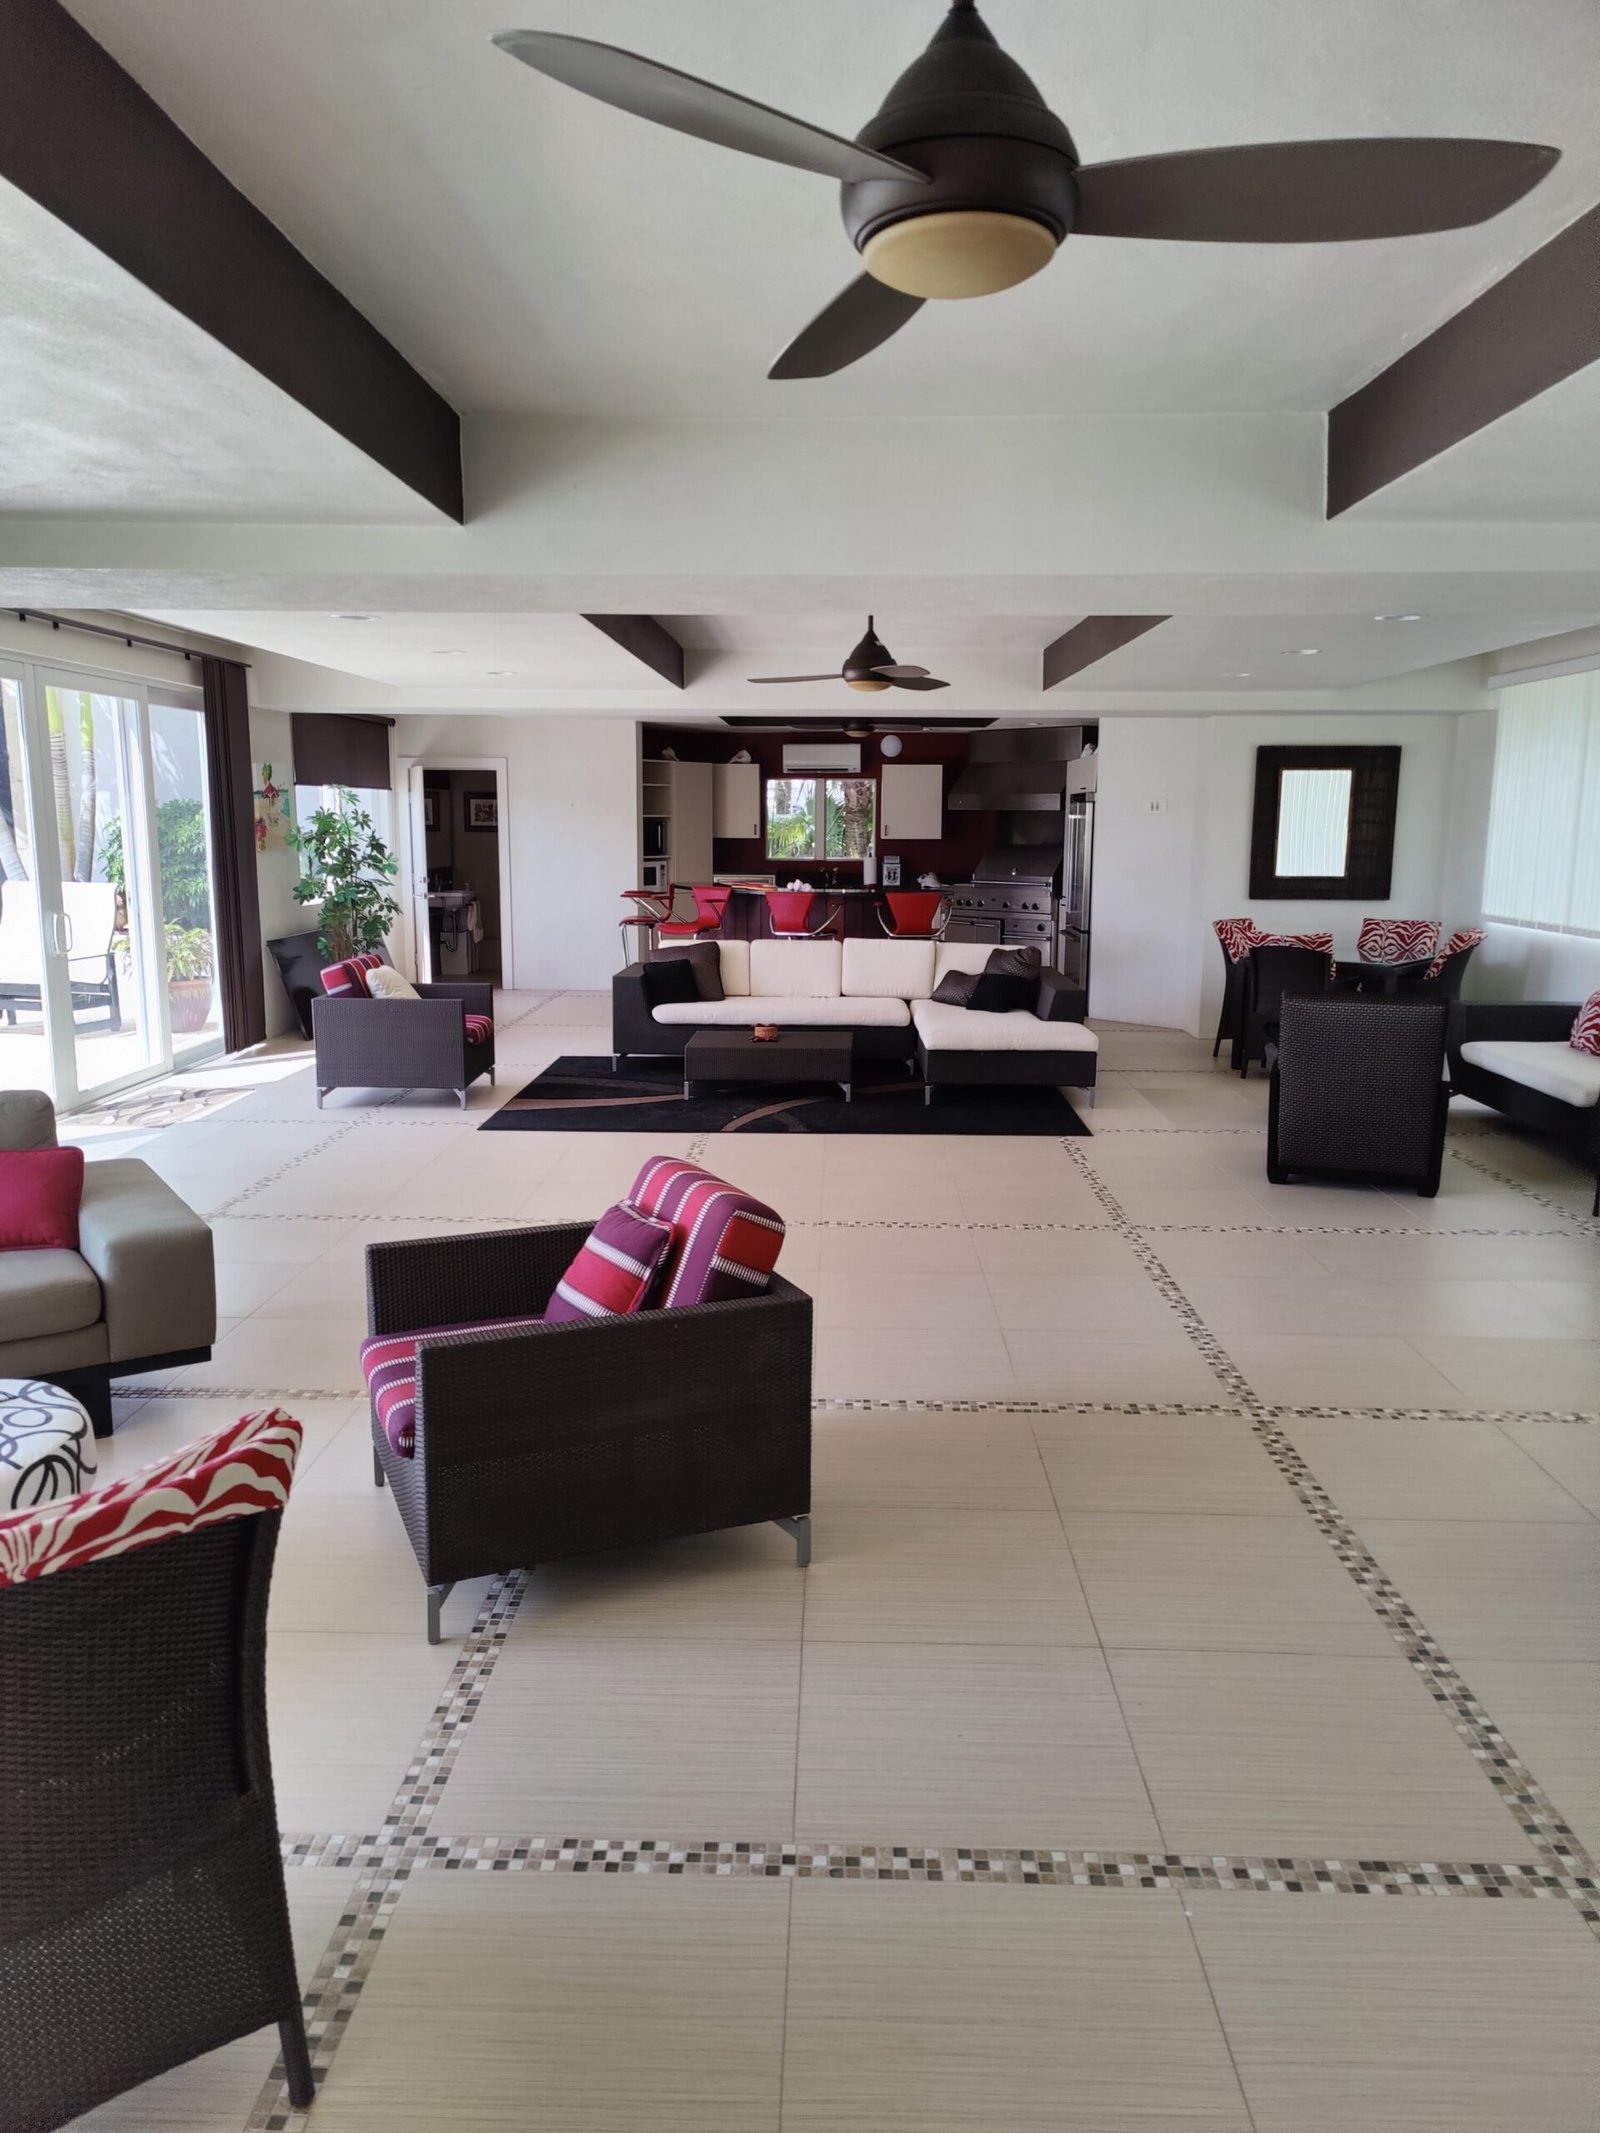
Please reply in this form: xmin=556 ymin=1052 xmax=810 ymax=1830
xmin=4 ymin=608 xmax=250 ymax=668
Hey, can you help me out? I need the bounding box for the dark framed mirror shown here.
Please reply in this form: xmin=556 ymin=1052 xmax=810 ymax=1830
xmin=1249 ymin=744 xmax=1400 ymax=900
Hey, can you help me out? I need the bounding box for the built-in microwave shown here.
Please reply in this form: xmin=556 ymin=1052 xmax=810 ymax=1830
xmin=639 ymin=858 xmax=669 ymax=891
xmin=642 ymin=815 xmax=668 ymax=858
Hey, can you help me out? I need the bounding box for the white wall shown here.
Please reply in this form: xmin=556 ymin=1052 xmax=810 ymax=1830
xmin=389 ymin=713 xmax=636 ymax=991
xmin=1093 ymin=711 xmax=1470 ymax=1038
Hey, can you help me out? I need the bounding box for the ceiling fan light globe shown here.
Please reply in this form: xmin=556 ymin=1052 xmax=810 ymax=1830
xmin=846 ymin=675 xmax=892 ymax=692
xmin=860 ymin=210 xmax=1057 ymax=298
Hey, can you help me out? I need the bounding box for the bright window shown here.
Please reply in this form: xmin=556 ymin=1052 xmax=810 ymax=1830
xmin=1482 ymin=672 xmax=1600 ymax=936
xmin=765 ymin=777 xmax=875 ymax=862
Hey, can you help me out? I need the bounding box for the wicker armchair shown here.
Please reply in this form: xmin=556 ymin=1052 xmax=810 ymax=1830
xmin=312 ymin=979 xmax=494 ymax=1108
xmin=0 ymin=1420 xmax=311 ymax=2131
xmin=1268 ymin=994 xmax=1449 ymax=1196
xmin=366 ymin=1225 xmax=814 ymax=1641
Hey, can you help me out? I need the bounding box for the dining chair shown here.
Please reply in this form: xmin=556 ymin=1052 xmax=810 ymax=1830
xmin=1211 ymin=917 xmax=1261 ymax=1063
xmin=1356 ymin=916 xmax=1441 ymax=966
xmin=877 ymin=891 xmax=949 ymax=939
xmin=619 ymin=886 xmax=674 ymax=962
xmin=1239 ymin=944 xmax=1331 ymax=1078
xmin=766 ymin=889 xmax=841 ymax=940
xmin=659 ymin=884 xmax=732 ymax=942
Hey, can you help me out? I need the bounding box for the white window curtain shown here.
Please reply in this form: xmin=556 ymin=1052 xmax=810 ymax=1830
xmin=1483 ymin=672 xmax=1600 ymax=935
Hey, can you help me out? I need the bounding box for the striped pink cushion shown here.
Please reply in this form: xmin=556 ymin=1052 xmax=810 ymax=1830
xmin=545 ymin=1200 xmax=674 ymax=1324
xmin=464 ymin=1013 xmax=494 ymax=1044
xmin=1213 ymin=918 xmax=1261 ymax=963
xmin=361 ymin=1316 xmax=543 ymax=1458
xmin=628 ymin=1157 xmax=786 ymax=1310
xmin=1570 ymin=991 xmax=1600 ymax=1058
xmin=0 ymin=1410 xmax=301 ymax=1587
xmin=320 ymin=952 xmax=384 ymax=999
xmin=1357 ymin=917 xmax=1440 ymax=965
xmin=1424 ymin=927 xmax=1485 ymax=983
xmin=1258 ymin=931 xmax=1334 ymax=954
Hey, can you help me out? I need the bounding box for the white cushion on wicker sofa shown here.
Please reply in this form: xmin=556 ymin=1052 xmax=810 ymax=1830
xmin=749 ymin=938 xmax=842 ymax=997
xmin=841 ymin=938 xmax=936 ymax=998
xmin=910 ymin=999 xmax=1099 ymax=1053
xmin=1458 ymin=1039 xmax=1600 ymax=1108
xmin=717 ymin=941 xmax=751 ymax=996
xmin=653 ymin=993 xmax=911 ymax=1027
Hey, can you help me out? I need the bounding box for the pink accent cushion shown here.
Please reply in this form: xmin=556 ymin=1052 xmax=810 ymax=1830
xmin=545 ymin=1200 xmax=675 ymax=1324
xmin=1424 ymin=928 xmax=1486 ymax=983
xmin=361 ymin=1315 xmax=544 ymax=1459
xmin=628 ymin=1157 xmax=786 ymax=1309
xmin=1357 ymin=917 xmax=1440 ymax=965
xmin=0 ymin=1147 xmax=85 ymax=1252
xmin=319 ymin=952 xmax=383 ymax=998
xmin=464 ymin=1013 xmax=494 ymax=1044
xmin=0 ymin=1410 xmax=301 ymax=1588
xmin=1570 ymin=991 xmax=1600 ymax=1058
xmin=1257 ymin=931 xmax=1334 ymax=954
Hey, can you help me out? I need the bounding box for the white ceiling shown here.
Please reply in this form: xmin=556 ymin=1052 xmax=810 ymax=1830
xmin=63 ymin=0 xmax=1600 ymax=427
xmin=0 ymin=179 xmax=442 ymax=523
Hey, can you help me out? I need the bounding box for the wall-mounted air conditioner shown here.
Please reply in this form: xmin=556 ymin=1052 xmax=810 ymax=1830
xmin=782 ymin=741 xmax=862 ymax=773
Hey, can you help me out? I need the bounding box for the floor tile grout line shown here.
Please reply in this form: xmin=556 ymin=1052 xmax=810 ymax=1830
xmin=1444 ymin=1137 xmax=1600 ymax=1234
xmin=1180 ymin=1903 xmax=1263 ymax=2133
xmin=1486 ymin=1418 xmax=1600 ymax=1519
xmin=1056 ymin=1136 xmax=1600 ymax=1932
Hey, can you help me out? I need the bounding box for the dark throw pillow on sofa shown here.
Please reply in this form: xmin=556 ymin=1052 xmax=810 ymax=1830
xmin=647 ymin=942 xmax=724 ymax=1001
xmin=983 ymin=945 xmax=1043 ymax=982
xmin=931 ymin=968 xmax=978 ymax=1005
xmin=641 ymin=955 xmax=702 ymax=1009
xmin=967 ymin=971 xmax=1037 ymax=1016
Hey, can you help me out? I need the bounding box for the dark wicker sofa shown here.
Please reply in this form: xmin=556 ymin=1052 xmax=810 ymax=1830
xmin=366 ymin=1224 xmax=814 ymax=1641
xmin=1449 ymin=1001 xmax=1600 ymax=1214
xmin=313 ymin=979 xmax=495 ymax=1108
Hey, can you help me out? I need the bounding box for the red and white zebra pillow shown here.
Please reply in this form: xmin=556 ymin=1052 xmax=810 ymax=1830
xmin=1357 ymin=917 xmax=1441 ymax=966
xmin=1570 ymin=992 xmax=1600 ymax=1058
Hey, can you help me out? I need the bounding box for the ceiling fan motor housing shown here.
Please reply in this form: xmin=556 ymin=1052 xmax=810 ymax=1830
xmin=843 ymin=3 xmax=1079 ymax=297
xmin=843 ymin=620 xmax=896 ymax=689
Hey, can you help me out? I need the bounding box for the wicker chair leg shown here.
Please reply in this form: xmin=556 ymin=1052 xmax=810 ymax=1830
xmin=924 ymin=1085 xmax=933 ymax=1107
xmin=373 ymin=1444 xmax=386 ymax=1488
xmin=316 ymin=1087 xmax=326 ymax=1109
xmin=279 ymin=2006 xmax=315 ymax=2108
xmin=775 ymin=1514 xmax=811 ymax=1567
xmin=427 ymin=1582 xmax=455 ymax=1643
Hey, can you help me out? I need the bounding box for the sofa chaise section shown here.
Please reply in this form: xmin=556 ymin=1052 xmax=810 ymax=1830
xmin=1449 ymin=1001 xmax=1600 ymax=1213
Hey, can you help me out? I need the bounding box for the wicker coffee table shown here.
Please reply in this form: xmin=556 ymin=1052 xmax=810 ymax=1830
xmin=684 ymin=1029 xmax=855 ymax=1102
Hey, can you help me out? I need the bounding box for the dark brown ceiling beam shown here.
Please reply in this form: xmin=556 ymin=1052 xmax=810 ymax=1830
xmin=0 ymin=0 xmax=463 ymax=521
xmin=583 ymin=614 xmax=686 ymax=688
xmin=1327 ymin=203 xmax=1600 ymax=518
xmin=1042 ymin=615 xmax=1168 ymax=689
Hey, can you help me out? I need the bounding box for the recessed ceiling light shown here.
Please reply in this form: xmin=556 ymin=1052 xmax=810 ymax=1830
xmin=485 ymin=669 xmax=516 ymax=677
xmin=1290 ymin=647 xmax=1320 ymax=656
xmin=430 ymin=649 xmax=465 ymax=657
xmin=1373 ymin=613 xmax=1423 ymax=623
xmin=331 ymin=612 xmax=373 ymax=621
xmin=1221 ymin=670 xmax=1253 ymax=679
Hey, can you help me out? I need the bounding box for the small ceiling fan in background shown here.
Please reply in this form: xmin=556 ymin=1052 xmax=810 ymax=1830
xmin=747 ymin=617 xmax=951 ymax=693
xmin=493 ymin=0 xmax=1559 ymax=379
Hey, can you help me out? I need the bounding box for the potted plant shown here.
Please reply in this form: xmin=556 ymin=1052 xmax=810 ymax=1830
xmin=286 ymin=788 xmax=400 ymax=964
xmin=163 ymin=923 xmax=216 ymax=1032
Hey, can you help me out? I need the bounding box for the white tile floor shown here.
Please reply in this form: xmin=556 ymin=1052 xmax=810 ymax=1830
xmin=51 ymin=990 xmax=1600 ymax=2129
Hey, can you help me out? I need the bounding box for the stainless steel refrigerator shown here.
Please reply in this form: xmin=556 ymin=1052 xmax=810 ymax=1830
xmin=1059 ymin=794 xmax=1094 ymax=992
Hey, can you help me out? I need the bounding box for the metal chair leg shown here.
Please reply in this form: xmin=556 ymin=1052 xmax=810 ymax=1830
xmin=426 ymin=1582 xmax=455 ymax=1644
xmin=774 ymin=1514 xmax=811 ymax=1567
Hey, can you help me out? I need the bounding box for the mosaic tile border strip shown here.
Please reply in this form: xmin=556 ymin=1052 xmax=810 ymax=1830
xmin=246 ymin=1568 xmax=529 ymax=2125
xmin=1446 ymin=1138 xmax=1599 ymax=1234
xmin=1058 ymin=1135 xmax=1600 ymax=1935
xmin=277 ymin=1832 xmax=1590 ymax=1902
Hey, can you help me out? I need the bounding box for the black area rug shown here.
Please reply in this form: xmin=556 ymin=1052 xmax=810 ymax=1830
xmin=481 ymin=1056 xmax=1091 ymax=1136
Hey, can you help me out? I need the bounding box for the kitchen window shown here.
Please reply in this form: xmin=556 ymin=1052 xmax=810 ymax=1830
xmin=765 ymin=777 xmax=876 ymax=862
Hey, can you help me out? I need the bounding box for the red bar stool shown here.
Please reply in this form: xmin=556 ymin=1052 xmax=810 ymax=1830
xmin=767 ymin=888 xmax=842 ymax=939
xmin=877 ymin=890 xmax=949 ymax=939
xmin=619 ymin=887 xmax=672 ymax=962
xmin=659 ymin=883 xmax=732 ymax=941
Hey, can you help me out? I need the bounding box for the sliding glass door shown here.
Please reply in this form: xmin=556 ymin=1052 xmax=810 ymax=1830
xmin=0 ymin=657 xmax=221 ymax=1109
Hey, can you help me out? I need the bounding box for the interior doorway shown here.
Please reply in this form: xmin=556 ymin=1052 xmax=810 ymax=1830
xmin=400 ymin=758 xmax=513 ymax=989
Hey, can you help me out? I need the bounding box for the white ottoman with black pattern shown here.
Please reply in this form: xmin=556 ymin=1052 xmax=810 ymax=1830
xmin=0 ymin=1378 xmax=98 ymax=1511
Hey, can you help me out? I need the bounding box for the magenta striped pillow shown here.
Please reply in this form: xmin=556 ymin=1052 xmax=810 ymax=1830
xmin=320 ymin=952 xmax=383 ymax=999
xmin=464 ymin=1013 xmax=494 ymax=1044
xmin=544 ymin=1200 xmax=675 ymax=1325
xmin=628 ymin=1158 xmax=786 ymax=1310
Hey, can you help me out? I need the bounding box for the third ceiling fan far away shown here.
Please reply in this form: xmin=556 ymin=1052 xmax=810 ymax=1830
xmin=492 ymin=0 xmax=1560 ymax=379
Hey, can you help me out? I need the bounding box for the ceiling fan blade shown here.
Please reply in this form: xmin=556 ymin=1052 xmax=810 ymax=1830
xmin=769 ymin=275 xmax=925 ymax=380
xmin=747 ymin=673 xmax=841 ymax=684
xmin=1074 ymin=137 xmax=1560 ymax=243
xmin=870 ymin=663 xmax=930 ymax=679
xmin=492 ymin=32 xmax=928 ymax=185
xmin=889 ymin=676 xmax=950 ymax=691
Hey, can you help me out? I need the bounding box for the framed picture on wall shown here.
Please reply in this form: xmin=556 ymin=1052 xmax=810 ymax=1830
xmin=422 ymin=791 xmax=440 ymax=832
xmin=463 ymin=790 xmax=498 ymax=832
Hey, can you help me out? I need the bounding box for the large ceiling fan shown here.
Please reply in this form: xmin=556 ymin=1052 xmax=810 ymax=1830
xmin=493 ymin=2 xmax=1560 ymax=380
xmin=746 ymin=617 xmax=950 ymax=692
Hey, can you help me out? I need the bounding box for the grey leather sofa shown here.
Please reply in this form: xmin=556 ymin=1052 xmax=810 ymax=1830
xmin=0 ymin=1090 xmax=216 ymax=1435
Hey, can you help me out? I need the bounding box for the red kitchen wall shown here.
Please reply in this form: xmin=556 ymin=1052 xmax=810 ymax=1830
xmin=641 ymin=725 xmax=997 ymax=883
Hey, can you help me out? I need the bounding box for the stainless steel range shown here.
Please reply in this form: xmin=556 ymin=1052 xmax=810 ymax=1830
xmin=940 ymin=727 xmax=1095 ymax=984
xmin=944 ymin=844 xmax=1061 ymax=959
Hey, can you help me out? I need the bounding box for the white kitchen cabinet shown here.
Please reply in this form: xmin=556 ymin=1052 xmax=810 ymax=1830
xmin=713 ymin=760 xmax=761 ymax=840
xmin=879 ymin=761 xmax=944 ymax=842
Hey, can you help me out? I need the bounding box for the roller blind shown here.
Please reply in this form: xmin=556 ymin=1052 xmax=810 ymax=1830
xmin=290 ymin=712 xmax=393 ymax=791
xmin=1482 ymin=672 xmax=1600 ymax=935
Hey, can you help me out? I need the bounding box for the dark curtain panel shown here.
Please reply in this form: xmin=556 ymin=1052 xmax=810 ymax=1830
xmin=291 ymin=712 xmax=393 ymax=790
xmin=201 ymin=656 xmax=266 ymax=1052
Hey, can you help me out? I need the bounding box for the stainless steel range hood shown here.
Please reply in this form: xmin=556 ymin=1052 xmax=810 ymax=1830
xmin=947 ymin=728 xmax=1079 ymax=812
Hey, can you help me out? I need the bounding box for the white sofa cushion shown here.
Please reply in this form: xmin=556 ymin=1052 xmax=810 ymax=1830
xmin=749 ymin=939 xmax=843 ymax=998
xmin=933 ymin=941 xmax=997 ymax=985
xmin=717 ymin=941 xmax=751 ymax=996
xmin=1459 ymin=1039 xmax=1600 ymax=1109
xmin=653 ymin=994 xmax=909 ymax=1028
xmin=841 ymin=937 xmax=936 ymax=999
xmin=910 ymin=999 xmax=1099 ymax=1054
